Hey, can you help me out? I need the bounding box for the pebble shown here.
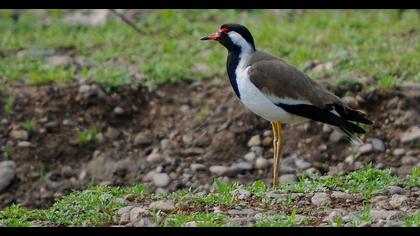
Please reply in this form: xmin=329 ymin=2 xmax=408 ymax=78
xmin=262 ymin=136 xmax=273 ymax=146
xmin=279 ymin=174 xmax=297 ymax=183
xmin=62 ymin=119 xmax=78 ymax=127
xmin=295 ymin=159 xmax=311 ymax=170
xmin=329 ymin=130 xmax=344 ymax=143
xmin=388 ymin=186 xmax=404 ymax=195
xmin=104 ymin=127 xmax=120 ymax=140
xmin=117 ymin=206 xmax=134 ymax=223
xmin=134 ymin=132 xmax=152 ymax=145
xmin=113 ymin=106 xmax=124 ymax=115
xmin=325 ymin=210 xmax=343 ymax=223
xmin=152 ymin=173 xmax=170 ymax=187
xmin=369 ymin=209 xmax=402 ymax=220
xmin=179 ymin=105 xmax=190 ymax=114
xmin=17 ymin=141 xmax=31 ymax=147
xmin=233 ymin=162 xmax=253 ymax=171
xmin=0 ymin=161 xmax=16 ymax=192
xmin=234 ymin=189 xmax=251 ymax=200
xmin=255 ymin=157 xmax=270 ymax=169
xmin=247 ymin=135 xmax=261 ymax=147
xmin=184 ymin=221 xmax=197 ymax=227
xmin=146 ymin=152 xmax=164 ymax=164
xmin=401 ymin=156 xmax=417 ymax=165
xmin=311 ymin=192 xmax=331 ymax=207
xmin=9 ymin=130 xmax=29 ymax=141
xmin=384 ymin=220 xmax=403 ymax=227
xmin=43 ymin=121 xmax=58 ymax=131
xmin=78 ymin=84 xmax=91 ymax=94
xmin=149 ymin=200 xmax=175 ymax=212
xmin=400 ymin=126 xmax=420 ymax=145
xmin=209 ymin=165 xmax=229 ymax=176
xmin=389 ymin=194 xmax=408 ymax=208
xmin=322 ymin=124 xmax=333 ymax=133
xmin=182 ymin=134 xmax=194 ymax=146
xmin=371 ymin=138 xmax=385 ymax=152
xmin=190 ymin=163 xmax=206 ymax=172
xmin=243 ymin=152 xmax=256 ymax=162
xmin=331 ymin=191 xmax=353 ymax=200
xmin=358 ymin=143 xmax=373 ymax=155
xmin=227 ymin=208 xmax=255 ymax=216
xmin=392 ymin=148 xmax=405 ymax=157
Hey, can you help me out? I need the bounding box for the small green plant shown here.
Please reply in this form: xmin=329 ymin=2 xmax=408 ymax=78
xmin=79 ymin=128 xmax=99 ymax=145
xmin=2 ymin=147 xmax=13 ymax=159
xmin=404 ymin=211 xmax=420 ymax=227
xmin=39 ymin=162 xmax=47 ymax=181
xmin=4 ymin=96 xmax=14 ymax=114
xmin=377 ymin=74 xmax=397 ymax=89
xmin=21 ymin=118 xmax=37 ymax=133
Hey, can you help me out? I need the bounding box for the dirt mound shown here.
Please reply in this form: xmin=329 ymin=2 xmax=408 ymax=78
xmin=0 ymin=79 xmax=419 ymax=209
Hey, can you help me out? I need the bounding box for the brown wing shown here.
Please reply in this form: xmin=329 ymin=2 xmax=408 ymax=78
xmin=247 ymin=51 xmax=344 ymax=109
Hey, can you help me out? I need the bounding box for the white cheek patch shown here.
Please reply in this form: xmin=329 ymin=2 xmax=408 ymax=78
xmin=228 ymin=31 xmax=254 ymax=54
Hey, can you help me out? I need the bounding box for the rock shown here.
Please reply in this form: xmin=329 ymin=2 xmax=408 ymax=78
xmin=359 ymin=143 xmax=373 ymax=155
xmin=328 ymin=163 xmax=344 ymax=176
xmin=146 ymin=152 xmax=164 ymax=164
xmin=113 ymin=106 xmax=124 ymax=115
xmin=247 ymin=135 xmax=261 ymax=147
xmin=45 ymin=55 xmax=72 ymax=68
xmin=17 ymin=141 xmax=31 ymax=147
xmin=401 ymin=156 xmax=417 ymax=165
xmin=311 ymin=192 xmax=331 ymax=207
xmin=190 ymin=163 xmax=206 ymax=172
xmin=209 ymin=165 xmax=229 ymax=176
xmin=149 ymin=200 xmax=175 ymax=212
xmin=331 ymin=191 xmax=353 ymax=200
xmin=0 ymin=161 xmax=16 ymax=192
xmin=233 ymin=162 xmax=253 ymax=171
xmin=234 ymin=189 xmax=251 ymax=200
xmin=104 ymin=127 xmax=120 ymax=140
xmin=400 ymin=126 xmax=420 ymax=145
xmin=295 ymin=159 xmax=311 ymax=170
xmin=160 ymin=139 xmax=171 ymax=150
xmin=78 ymin=84 xmax=91 ymax=93
xmin=262 ymin=136 xmax=273 ymax=146
xmin=322 ymin=124 xmax=333 ymax=133
xmin=384 ymin=220 xmax=403 ymax=227
xmin=305 ymin=167 xmax=320 ymax=175
xmin=388 ymin=186 xmax=404 ymax=195
xmin=325 ymin=210 xmax=343 ymax=223
xmin=255 ymin=157 xmax=270 ymax=169
xmin=62 ymin=119 xmax=78 ymax=127
xmin=371 ymin=139 xmax=385 ymax=152
xmin=184 ymin=221 xmax=198 ymax=227
xmin=227 ymin=217 xmax=256 ymax=226
xmin=358 ymin=222 xmax=371 ymax=227
xmin=389 ymin=194 xmax=408 ymax=208
xmin=195 ymin=135 xmax=211 ymax=147
xmin=393 ymin=148 xmax=405 ymax=157
xmin=179 ymin=105 xmax=190 ymax=114
xmin=267 ymin=191 xmax=285 ymax=199
xmin=117 ymin=206 xmax=134 ymax=223
xmin=134 ymin=132 xmax=152 ymax=145
xmin=129 ymin=206 xmax=150 ymax=224
xmin=329 ymin=130 xmax=344 ymax=143
xmin=182 ymin=135 xmax=194 ymax=146
xmin=152 ymin=173 xmax=170 ymax=187
xmin=312 ymin=62 xmax=333 ymax=72
xmin=244 ymin=152 xmax=256 ymax=162
xmin=64 ymin=9 xmax=110 ymax=27
xmin=279 ymin=174 xmax=297 ymax=183
xmin=369 ymin=209 xmax=402 ymax=220
xmin=43 ymin=121 xmax=58 ymax=131
xmin=9 ymin=130 xmax=29 ymax=141
xmin=397 ymin=165 xmax=413 ymax=177
xmin=227 ymin=208 xmax=255 ymax=216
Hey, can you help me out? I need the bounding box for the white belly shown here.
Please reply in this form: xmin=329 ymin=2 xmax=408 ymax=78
xmin=236 ymin=67 xmax=306 ymax=124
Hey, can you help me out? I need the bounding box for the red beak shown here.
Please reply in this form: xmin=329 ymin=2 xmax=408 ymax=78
xmin=200 ymin=32 xmax=220 ymax=41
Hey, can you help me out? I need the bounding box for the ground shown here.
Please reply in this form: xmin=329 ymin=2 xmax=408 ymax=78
xmin=0 ymin=9 xmax=419 ymax=227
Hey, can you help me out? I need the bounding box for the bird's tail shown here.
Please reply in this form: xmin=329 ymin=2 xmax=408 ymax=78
xmin=332 ymin=106 xmax=373 ymax=145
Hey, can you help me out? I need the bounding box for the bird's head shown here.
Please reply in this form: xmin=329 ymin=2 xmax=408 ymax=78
xmin=201 ymin=23 xmax=256 ymax=53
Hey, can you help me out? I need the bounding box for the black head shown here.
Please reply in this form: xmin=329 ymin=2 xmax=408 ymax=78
xmin=201 ymin=23 xmax=256 ymax=53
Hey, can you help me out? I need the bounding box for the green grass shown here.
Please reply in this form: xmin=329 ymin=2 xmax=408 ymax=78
xmin=3 ymin=95 xmax=14 ymax=114
xmin=78 ymin=127 xmax=99 ymax=145
xmin=0 ymin=165 xmax=418 ymax=227
xmin=0 ymin=10 xmax=418 ymax=89
xmin=21 ymin=118 xmax=37 ymax=133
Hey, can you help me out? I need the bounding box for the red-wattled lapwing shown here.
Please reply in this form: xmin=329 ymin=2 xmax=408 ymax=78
xmin=201 ymin=24 xmax=372 ymax=186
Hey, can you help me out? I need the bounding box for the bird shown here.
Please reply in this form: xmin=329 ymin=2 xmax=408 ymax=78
xmin=201 ymin=23 xmax=373 ymax=186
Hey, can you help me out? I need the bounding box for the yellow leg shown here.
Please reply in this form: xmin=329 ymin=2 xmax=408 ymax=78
xmin=272 ymin=122 xmax=284 ymax=187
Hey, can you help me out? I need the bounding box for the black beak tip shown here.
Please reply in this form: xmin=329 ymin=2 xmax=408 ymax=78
xmin=200 ymin=36 xmax=209 ymax=40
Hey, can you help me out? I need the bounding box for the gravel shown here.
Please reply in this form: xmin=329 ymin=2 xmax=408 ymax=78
xmin=388 ymin=186 xmax=405 ymax=195
xmin=358 ymin=143 xmax=373 ymax=155
xmin=113 ymin=106 xmax=125 ymax=115
xmin=146 ymin=152 xmax=164 ymax=164
xmin=331 ymin=191 xmax=353 ymax=200
xmin=190 ymin=163 xmax=206 ymax=172
xmin=369 ymin=209 xmax=402 ymax=220
xmin=392 ymin=148 xmax=406 ymax=157
xmin=209 ymin=165 xmax=229 ymax=176
xmin=389 ymin=194 xmax=408 ymax=208
xmin=400 ymin=126 xmax=420 ymax=145
xmin=9 ymin=130 xmax=29 ymax=141
xmin=247 ymin=135 xmax=261 ymax=147
xmin=279 ymin=174 xmax=297 ymax=183
xmin=0 ymin=161 xmax=16 ymax=192
xmin=133 ymin=132 xmax=152 ymax=145
xmin=243 ymin=152 xmax=256 ymax=162
xmin=255 ymin=157 xmax=270 ymax=169
xmin=371 ymin=138 xmax=385 ymax=152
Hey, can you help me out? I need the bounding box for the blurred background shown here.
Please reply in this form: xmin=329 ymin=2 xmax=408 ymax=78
xmin=0 ymin=9 xmax=419 ymax=210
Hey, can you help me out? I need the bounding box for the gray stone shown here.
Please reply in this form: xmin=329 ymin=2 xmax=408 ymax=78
xmin=331 ymin=191 xmax=353 ymax=200
xmin=209 ymin=165 xmax=229 ymax=176
xmin=190 ymin=163 xmax=206 ymax=172
xmin=17 ymin=141 xmax=31 ymax=147
xmin=369 ymin=209 xmax=402 ymax=220
xmin=227 ymin=208 xmax=255 ymax=216
xmin=104 ymin=127 xmax=120 ymax=140
xmin=244 ymin=152 xmax=256 ymax=162
xmin=322 ymin=124 xmax=333 ymax=133
xmin=329 ymin=130 xmax=344 ymax=142
xmin=371 ymin=139 xmax=385 ymax=152
xmin=184 ymin=221 xmax=197 ymax=227
xmin=393 ymin=148 xmax=405 ymax=157
xmin=295 ymin=159 xmax=311 ymax=170
xmin=401 ymin=156 xmax=417 ymax=165
xmin=400 ymin=126 xmax=420 ymax=145
xmin=62 ymin=119 xmax=78 ymax=127
xmin=180 ymin=105 xmax=190 ymax=114
xmin=234 ymin=189 xmax=251 ymax=200
xmin=311 ymin=192 xmax=331 ymax=206
xmin=389 ymin=194 xmax=408 ymax=208
xmin=134 ymin=132 xmax=152 ymax=145
xmin=152 ymin=173 xmax=170 ymax=187
xmin=279 ymin=174 xmax=297 ymax=183
xmin=227 ymin=217 xmax=256 ymax=226
xmin=132 ymin=217 xmax=155 ymax=227
xmin=233 ymin=162 xmax=253 ymax=171
xmin=384 ymin=220 xmax=403 ymax=227
xmin=359 ymin=143 xmax=373 ymax=155
xmin=251 ymin=146 xmax=263 ymax=156
xmin=113 ymin=106 xmax=124 ymax=115
xmin=0 ymin=161 xmax=16 ymax=192
xmin=388 ymin=186 xmax=404 ymax=195
xmin=9 ymin=130 xmax=29 ymax=141
xmin=149 ymin=200 xmax=175 ymax=212
xmin=44 ymin=121 xmax=58 ymax=130
xmin=78 ymin=84 xmax=91 ymax=93
xmin=146 ymin=152 xmax=164 ymax=164
xmin=312 ymin=62 xmax=333 ymax=72
xmin=255 ymin=157 xmax=270 ymax=169
xmin=325 ymin=210 xmax=343 ymax=223
xmin=247 ymin=135 xmax=261 ymax=147
xmin=182 ymin=134 xmax=194 ymax=146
